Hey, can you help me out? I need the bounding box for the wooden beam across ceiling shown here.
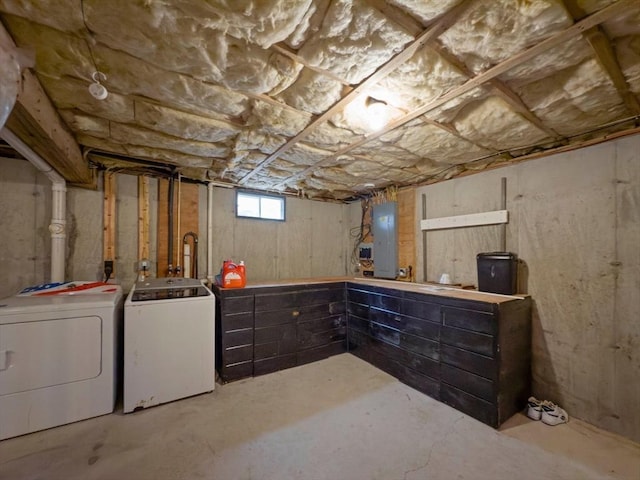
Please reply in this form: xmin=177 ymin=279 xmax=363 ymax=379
xmin=563 ymin=0 xmax=640 ymax=116
xmin=0 ymin=22 xmax=91 ymax=186
xmin=275 ymin=0 xmax=635 ymax=190
xmin=237 ymin=0 xmax=475 ymax=186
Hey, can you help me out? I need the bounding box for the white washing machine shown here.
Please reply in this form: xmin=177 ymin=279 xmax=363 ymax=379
xmin=124 ymin=278 xmax=215 ymax=413
xmin=0 ymin=282 xmax=123 ymax=440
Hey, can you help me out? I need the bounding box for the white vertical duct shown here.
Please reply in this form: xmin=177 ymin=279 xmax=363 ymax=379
xmin=207 ymin=182 xmax=214 ymax=283
xmin=0 ymin=128 xmax=67 ymax=283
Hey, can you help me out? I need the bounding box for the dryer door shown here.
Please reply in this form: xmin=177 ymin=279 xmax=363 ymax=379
xmin=0 ymin=316 xmax=102 ymax=396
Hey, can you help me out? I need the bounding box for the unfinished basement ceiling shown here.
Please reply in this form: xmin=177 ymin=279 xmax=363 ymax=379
xmin=1 ymin=0 xmax=639 ymax=201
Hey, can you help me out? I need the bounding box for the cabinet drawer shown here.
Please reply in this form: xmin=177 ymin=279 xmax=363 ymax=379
xmin=347 ymin=289 xmax=369 ymax=305
xmin=220 ymin=361 xmax=253 ymax=382
xmin=254 ymin=354 xmax=297 ymax=376
xmin=442 ymin=307 xmax=494 ymax=335
xmin=369 ymin=322 xmax=439 ymax=361
xmin=297 ymin=341 xmax=346 ymax=366
xmin=298 ymin=315 xmax=346 ymax=349
xmin=255 ymin=288 xmax=343 ymax=312
xmin=369 ymin=293 xmax=401 ymax=313
xmin=441 ymin=325 xmax=494 ymax=357
xmin=347 ymin=301 xmax=369 ymax=319
xmin=297 ymin=302 xmax=345 ymax=323
xmin=369 ymin=308 xmax=440 ymax=341
xmin=441 ymin=364 xmax=494 ymax=402
xmin=222 ymin=329 xmax=253 ymax=349
xmin=441 ymin=345 xmax=496 ymax=380
xmin=349 ymin=329 xmax=440 ymax=380
xmin=255 ymin=309 xmax=298 ymax=327
xmin=222 ymin=295 xmax=254 ymax=314
xmin=441 ymin=383 xmax=497 ymax=427
xmin=221 ymin=312 xmax=253 ymax=332
xmin=223 ymin=344 xmax=253 ymax=366
xmin=255 ymin=324 xmax=297 ymax=357
xmin=401 ymin=299 xmax=441 ymax=324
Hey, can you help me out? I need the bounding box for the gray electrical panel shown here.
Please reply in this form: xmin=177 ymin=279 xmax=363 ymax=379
xmin=373 ymin=201 xmax=397 ymax=279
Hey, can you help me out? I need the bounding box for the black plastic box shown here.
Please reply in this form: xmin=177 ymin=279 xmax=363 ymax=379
xmin=477 ymin=252 xmax=518 ymax=295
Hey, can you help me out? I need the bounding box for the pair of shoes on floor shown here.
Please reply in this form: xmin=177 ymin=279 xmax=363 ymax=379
xmin=527 ymin=397 xmax=569 ymax=425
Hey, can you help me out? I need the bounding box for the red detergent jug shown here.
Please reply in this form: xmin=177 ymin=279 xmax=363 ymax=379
xmin=222 ymin=260 xmax=246 ymax=288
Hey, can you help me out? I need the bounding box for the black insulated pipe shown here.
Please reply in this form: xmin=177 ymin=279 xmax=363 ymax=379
xmin=168 ymin=175 xmax=175 ymax=275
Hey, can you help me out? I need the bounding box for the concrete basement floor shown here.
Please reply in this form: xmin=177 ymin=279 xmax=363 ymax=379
xmin=1 ymin=354 xmax=638 ymax=480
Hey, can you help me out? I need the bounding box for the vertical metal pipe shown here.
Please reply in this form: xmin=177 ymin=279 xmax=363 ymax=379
xmin=501 ymin=177 xmax=507 ymax=252
xmin=421 ymin=193 xmax=427 ymax=283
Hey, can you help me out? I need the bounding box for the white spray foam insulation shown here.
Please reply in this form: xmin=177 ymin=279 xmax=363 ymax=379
xmin=247 ymin=100 xmax=312 ymax=137
xmin=387 ymin=0 xmax=464 ymax=24
xmin=297 ymin=0 xmax=413 ymax=84
xmin=279 ymin=142 xmax=333 ymax=166
xmin=1 ymin=0 xmax=640 ymax=201
xmin=366 ymin=46 xmax=468 ymax=111
xmin=601 ymin=4 xmax=640 ymax=38
xmin=499 ymin=36 xmax=593 ymax=85
xmin=439 ymin=0 xmax=573 ymax=74
xmin=276 ymin=68 xmax=344 ymax=115
xmin=616 ymin=35 xmax=640 ymax=94
xmin=133 ymin=102 xmax=241 ymax=144
xmin=515 ymin=58 xmax=629 ymax=136
xmin=453 ymin=96 xmax=551 ymax=150
xmin=390 ymin=121 xmax=492 ymax=164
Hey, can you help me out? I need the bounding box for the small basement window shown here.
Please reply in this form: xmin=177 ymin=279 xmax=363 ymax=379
xmin=236 ymin=191 xmax=285 ymax=221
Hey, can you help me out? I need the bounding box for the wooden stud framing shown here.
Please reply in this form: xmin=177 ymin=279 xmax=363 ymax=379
xmin=103 ymin=172 xmax=117 ymax=274
xmin=138 ymin=176 xmax=150 ymax=262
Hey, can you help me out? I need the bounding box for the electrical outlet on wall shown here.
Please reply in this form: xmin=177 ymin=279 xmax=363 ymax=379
xmin=398 ymin=268 xmax=407 ymax=278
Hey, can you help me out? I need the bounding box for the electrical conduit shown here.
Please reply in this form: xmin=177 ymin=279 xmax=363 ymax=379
xmin=0 ymin=128 xmax=66 ymax=283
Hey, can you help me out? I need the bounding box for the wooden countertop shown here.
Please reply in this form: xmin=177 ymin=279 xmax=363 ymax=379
xmin=219 ymin=276 xmax=526 ymax=304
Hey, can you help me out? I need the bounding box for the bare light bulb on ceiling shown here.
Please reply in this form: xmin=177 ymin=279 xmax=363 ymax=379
xmin=89 ymin=71 xmax=108 ymax=100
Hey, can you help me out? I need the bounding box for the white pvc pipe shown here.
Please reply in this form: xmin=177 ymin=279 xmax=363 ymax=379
xmin=1 ymin=127 xmax=66 ymax=283
xmin=207 ymin=182 xmax=214 ymax=283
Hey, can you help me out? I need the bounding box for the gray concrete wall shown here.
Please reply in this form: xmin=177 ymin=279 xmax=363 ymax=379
xmin=0 ymin=157 xmax=51 ymax=297
xmin=0 ymin=165 xmax=352 ymax=297
xmin=415 ymin=133 xmax=640 ymax=442
xmin=209 ymin=187 xmax=351 ymax=281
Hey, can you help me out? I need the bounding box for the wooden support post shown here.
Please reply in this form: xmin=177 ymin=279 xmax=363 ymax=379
xmin=138 ymin=176 xmax=150 ymax=263
xmin=103 ymin=172 xmax=117 ymax=278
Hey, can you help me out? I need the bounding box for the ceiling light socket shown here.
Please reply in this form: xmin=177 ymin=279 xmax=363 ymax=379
xmin=89 ymin=71 xmax=108 ymax=100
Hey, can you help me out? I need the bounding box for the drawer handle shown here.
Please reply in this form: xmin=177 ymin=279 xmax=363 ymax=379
xmin=292 ymin=310 xmax=300 ymax=317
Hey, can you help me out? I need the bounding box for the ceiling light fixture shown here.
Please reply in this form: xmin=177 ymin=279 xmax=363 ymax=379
xmin=365 ymin=97 xmax=391 ymax=132
xmin=89 ymin=71 xmax=108 ymax=100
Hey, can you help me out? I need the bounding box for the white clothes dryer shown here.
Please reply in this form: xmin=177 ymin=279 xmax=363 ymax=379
xmin=0 ymin=283 xmax=123 ymax=440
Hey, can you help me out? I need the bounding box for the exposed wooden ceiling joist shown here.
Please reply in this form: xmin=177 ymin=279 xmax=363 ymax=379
xmin=563 ymin=0 xmax=640 ymax=116
xmin=0 ymin=21 xmax=91 ymax=185
xmin=275 ymin=0 xmax=635 ymax=190
xmin=237 ymin=0 xmax=474 ymax=185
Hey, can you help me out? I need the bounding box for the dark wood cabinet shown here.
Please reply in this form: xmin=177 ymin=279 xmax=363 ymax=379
xmin=215 ymin=280 xmax=530 ymax=428
xmin=214 ymin=288 xmax=254 ymax=383
xmin=346 ymin=282 xmax=531 ymax=428
xmin=214 ymin=282 xmax=346 ymax=382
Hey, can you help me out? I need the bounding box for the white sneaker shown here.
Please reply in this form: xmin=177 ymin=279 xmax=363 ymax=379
xmin=526 ymin=396 xmax=543 ymax=420
xmin=541 ymin=402 xmax=569 ymax=426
